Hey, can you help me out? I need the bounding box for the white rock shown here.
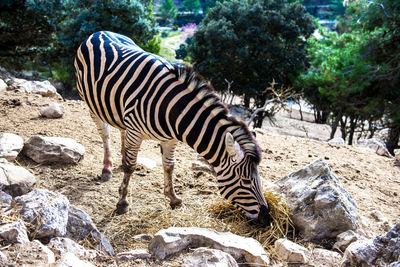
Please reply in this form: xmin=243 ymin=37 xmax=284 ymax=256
xmin=12 ymin=78 xmax=59 ymax=97
xmin=15 ymin=189 xmax=69 ymax=238
xmin=0 ymin=162 xmax=36 ymax=197
xmin=0 ymin=219 xmax=30 ymax=244
xmin=117 ymin=249 xmax=151 ymax=262
xmin=0 ymin=190 xmax=12 ymax=204
xmin=40 ymin=102 xmax=64 ymax=118
xmin=11 ymin=240 xmax=56 ymax=265
xmin=133 ymin=233 xmax=154 ymax=242
xmin=149 ymin=227 xmax=269 ymax=266
xmin=58 ymin=252 xmax=96 ymax=267
xmin=48 ymin=237 xmax=98 ymax=260
xmin=0 ymin=133 xmax=24 ymax=162
xmin=23 ymin=135 xmax=85 ymax=164
xmin=0 ymin=79 xmax=7 ymax=91
xmin=328 ymin=137 xmax=345 ymax=144
xmin=274 ymin=238 xmax=308 ymax=263
xmin=358 ymin=138 xmax=393 ymax=158
xmin=66 ymin=205 xmax=114 ymax=256
xmin=182 ymin=247 xmax=238 ymax=267
xmin=274 ymin=158 xmax=359 ymax=242
xmin=333 ymin=230 xmax=360 ymax=252
xmin=310 ymin=248 xmax=342 ymax=266
xmin=342 ymin=222 xmax=400 ymax=267
xmin=371 ymin=210 xmax=388 ymax=223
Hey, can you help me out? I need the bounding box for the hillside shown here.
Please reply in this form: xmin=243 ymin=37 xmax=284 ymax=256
xmin=1 ymin=89 xmax=399 ymax=264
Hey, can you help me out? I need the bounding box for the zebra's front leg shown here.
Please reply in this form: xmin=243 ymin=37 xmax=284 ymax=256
xmin=160 ymin=140 xmax=182 ymax=209
xmin=90 ymin=112 xmax=113 ymax=181
xmin=116 ymin=130 xmax=142 ymax=214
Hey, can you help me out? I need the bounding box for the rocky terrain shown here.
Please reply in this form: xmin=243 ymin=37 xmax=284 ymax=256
xmin=0 ymin=78 xmax=399 ymax=266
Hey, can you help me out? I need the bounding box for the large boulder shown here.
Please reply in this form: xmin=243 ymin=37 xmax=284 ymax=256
xmin=274 ymin=158 xmax=359 ymax=242
xmin=0 ymin=133 xmax=24 ymax=162
xmin=341 ymin=222 xmax=400 ymax=267
xmin=149 ymin=227 xmax=269 ymax=266
xmin=66 ymin=205 xmax=114 ymax=256
xmin=23 ymin=135 xmax=85 ymax=164
xmin=12 ymin=78 xmax=59 ymax=97
xmin=0 ymin=161 xmax=36 ymax=197
xmin=357 ymin=138 xmax=393 ymax=158
xmin=15 ymin=189 xmax=70 ymax=238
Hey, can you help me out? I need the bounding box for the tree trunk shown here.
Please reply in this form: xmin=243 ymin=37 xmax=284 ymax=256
xmin=386 ymin=125 xmax=400 ymax=156
xmin=340 ymin=116 xmax=348 ymax=140
xmin=297 ymin=100 xmax=303 ymax=121
xmin=243 ymin=94 xmax=251 ymax=109
xmin=347 ymin=116 xmax=358 ymax=145
xmin=254 ymin=111 xmax=264 ymax=128
xmin=329 ymin=112 xmax=341 ymax=139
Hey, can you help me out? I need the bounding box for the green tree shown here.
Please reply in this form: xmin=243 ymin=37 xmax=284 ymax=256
xmin=350 ymin=0 xmax=400 ymax=154
xmin=158 ymin=0 xmax=177 ymax=25
xmin=0 ymin=0 xmax=65 ymax=71
xmin=55 ymin=0 xmax=158 ymax=90
xmin=182 ymin=0 xmax=201 ymax=13
xmin=189 ymin=0 xmax=315 ymax=127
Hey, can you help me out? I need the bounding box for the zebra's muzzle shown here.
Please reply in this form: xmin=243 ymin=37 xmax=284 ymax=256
xmin=257 ymin=205 xmax=271 ymax=227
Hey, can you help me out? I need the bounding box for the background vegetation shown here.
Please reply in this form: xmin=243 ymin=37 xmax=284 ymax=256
xmin=0 ymin=0 xmax=398 ymax=153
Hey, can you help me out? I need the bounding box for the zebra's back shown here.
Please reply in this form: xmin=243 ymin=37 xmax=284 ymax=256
xmin=74 ymin=31 xmax=174 ymax=134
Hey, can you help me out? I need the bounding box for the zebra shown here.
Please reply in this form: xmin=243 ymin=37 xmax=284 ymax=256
xmin=74 ymin=31 xmax=271 ymax=226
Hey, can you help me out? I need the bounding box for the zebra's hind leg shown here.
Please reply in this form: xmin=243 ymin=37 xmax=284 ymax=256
xmin=120 ymin=129 xmax=126 ymax=164
xmin=160 ymin=140 xmax=182 ymax=209
xmin=90 ymin=112 xmax=113 ymax=181
xmin=116 ymin=129 xmax=142 ymax=215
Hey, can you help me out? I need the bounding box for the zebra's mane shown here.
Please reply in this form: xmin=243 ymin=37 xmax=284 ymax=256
xmin=173 ymin=64 xmax=262 ymax=164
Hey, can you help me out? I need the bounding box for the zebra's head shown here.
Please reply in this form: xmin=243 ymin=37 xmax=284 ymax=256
xmin=217 ymin=132 xmax=271 ymax=227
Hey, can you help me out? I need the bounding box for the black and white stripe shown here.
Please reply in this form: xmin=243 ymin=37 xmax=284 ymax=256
xmin=75 ymin=31 xmax=270 ymax=225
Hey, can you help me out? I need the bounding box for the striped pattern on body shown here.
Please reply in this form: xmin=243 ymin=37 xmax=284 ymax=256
xmin=74 ymin=31 xmax=270 ymax=224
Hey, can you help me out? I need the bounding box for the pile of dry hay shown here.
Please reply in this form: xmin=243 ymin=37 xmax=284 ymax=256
xmin=104 ymin=190 xmax=294 ymax=253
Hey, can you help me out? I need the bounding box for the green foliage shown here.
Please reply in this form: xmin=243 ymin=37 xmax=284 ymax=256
xmin=158 ymin=0 xmax=177 ymax=25
xmin=189 ymin=0 xmax=315 ymax=97
xmin=175 ymin=37 xmax=193 ymax=60
xmin=181 ymin=0 xmax=201 ymax=13
xmin=141 ymin=35 xmax=162 ymax=55
xmin=0 ymin=0 xmax=65 ymax=70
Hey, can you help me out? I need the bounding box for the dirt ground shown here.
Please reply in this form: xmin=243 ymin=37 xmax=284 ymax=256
xmin=1 ymin=90 xmax=399 ymax=263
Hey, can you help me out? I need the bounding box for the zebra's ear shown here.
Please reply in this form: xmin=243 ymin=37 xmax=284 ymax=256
xmin=225 ymin=132 xmax=237 ymax=157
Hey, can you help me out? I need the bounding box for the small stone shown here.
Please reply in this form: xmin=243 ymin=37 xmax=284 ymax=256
xmin=274 ymin=238 xmax=308 ymax=264
xmin=136 ymin=157 xmax=157 ymax=169
xmin=182 ymin=247 xmax=238 ymax=267
xmin=48 ymin=237 xmax=98 ymax=260
xmin=133 ymin=233 xmax=154 ymax=242
xmin=333 ymin=230 xmax=360 ymax=252
xmin=371 ymin=210 xmax=388 ymax=223
xmin=58 ymin=252 xmax=96 ymax=267
xmin=0 ymin=133 xmax=24 ymax=162
xmin=0 ymin=162 xmax=36 ymax=197
xmin=0 ymin=79 xmax=7 ymax=91
xmin=328 ymin=138 xmax=345 ymax=144
xmin=40 ymin=102 xmax=64 ymax=118
xmin=310 ymin=248 xmax=342 ymax=266
xmin=117 ymin=249 xmax=151 ymax=262
xmin=0 ymin=219 xmax=30 ymax=244
xmin=0 ymin=190 xmax=13 ymax=204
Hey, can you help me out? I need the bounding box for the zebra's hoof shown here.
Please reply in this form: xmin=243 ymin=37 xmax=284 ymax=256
xmin=101 ymin=169 xmax=112 ymax=181
xmin=115 ymin=202 xmax=129 ymax=215
xmin=170 ymin=198 xmax=182 ymax=209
